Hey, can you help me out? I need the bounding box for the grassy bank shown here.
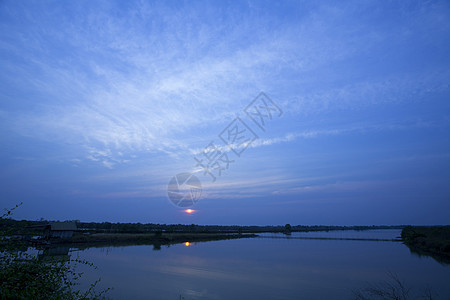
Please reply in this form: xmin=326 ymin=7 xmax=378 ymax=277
xmin=401 ymin=226 xmax=450 ymax=264
xmin=44 ymin=232 xmax=257 ymax=247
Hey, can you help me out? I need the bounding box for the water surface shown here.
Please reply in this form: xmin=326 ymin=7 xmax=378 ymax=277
xmin=72 ymin=230 xmax=450 ymax=299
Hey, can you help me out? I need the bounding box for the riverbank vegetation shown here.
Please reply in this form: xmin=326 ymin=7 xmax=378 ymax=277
xmin=401 ymin=226 xmax=450 ymax=265
xmin=1 ymin=218 xmax=405 ymax=236
xmin=0 ymin=204 xmax=110 ymax=299
xmin=353 ymin=272 xmax=437 ymax=300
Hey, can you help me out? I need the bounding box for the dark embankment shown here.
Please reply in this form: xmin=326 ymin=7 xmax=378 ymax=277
xmin=50 ymin=232 xmax=257 ymax=247
xmin=401 ymin=226 xmax=450 ymax=264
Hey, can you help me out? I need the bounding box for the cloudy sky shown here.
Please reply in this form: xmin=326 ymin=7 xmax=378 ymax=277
xmin=1 ymin=0 xmax=449 ymax=225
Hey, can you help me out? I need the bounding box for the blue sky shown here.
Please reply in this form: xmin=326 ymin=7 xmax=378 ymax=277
xmin=1 ymin=0 xmax=449 ymax=225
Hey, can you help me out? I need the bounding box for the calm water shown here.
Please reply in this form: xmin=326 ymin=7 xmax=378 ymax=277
xmin=70 ymin=230 xmax=450 ymax=299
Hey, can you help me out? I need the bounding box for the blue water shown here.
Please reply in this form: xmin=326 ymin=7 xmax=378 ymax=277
xmin=72 ymin=230 xmax=450 ymax=299
xmin=258 ymin=228 xmax=402 ymax=239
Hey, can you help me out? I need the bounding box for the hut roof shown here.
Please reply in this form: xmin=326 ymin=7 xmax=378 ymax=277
xmin=49 ymin=221 xmax=77 ymax=231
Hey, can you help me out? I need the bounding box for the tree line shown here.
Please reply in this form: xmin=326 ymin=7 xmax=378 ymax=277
xmin=1 ymin=217 xmax=406 ymax=235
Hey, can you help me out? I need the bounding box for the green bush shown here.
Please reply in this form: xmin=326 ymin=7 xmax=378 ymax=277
xmin=0 ymin=203 xmax=110 ymax=299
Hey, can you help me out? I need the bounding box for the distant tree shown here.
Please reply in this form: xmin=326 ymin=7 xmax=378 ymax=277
xmin=284 ymin=224 xmax=292 ymax=232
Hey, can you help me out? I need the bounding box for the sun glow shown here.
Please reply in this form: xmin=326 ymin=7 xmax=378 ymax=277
xmin=185 ymin=209 xmax=194 ymax=214
xmin=184 ymin=242 xmax=190 ymax=246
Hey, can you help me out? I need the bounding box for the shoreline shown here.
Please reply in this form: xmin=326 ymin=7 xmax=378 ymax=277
xmin=29 ymin=232 xmax=258 ymax=248
xmin=401 ymin=226 xmax=450 ymax=265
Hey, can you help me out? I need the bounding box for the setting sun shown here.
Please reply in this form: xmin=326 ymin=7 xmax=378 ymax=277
xmin=185 ymin=209 xmax=194 ymax=214
xmin=184 ymin=242 xmax=190 ymax=247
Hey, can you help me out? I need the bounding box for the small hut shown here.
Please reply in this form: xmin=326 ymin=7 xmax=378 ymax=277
xmin=45 ymin=221 xmax=77 ymax=239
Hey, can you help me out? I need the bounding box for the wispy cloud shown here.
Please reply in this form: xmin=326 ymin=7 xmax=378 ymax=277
xmin=5 ymin=1 xmax=447 ymax=169
xmin=1 ymin=0 xmax=450 ymax=223
xmin=189 ymin=118 xmax=443 ymax=157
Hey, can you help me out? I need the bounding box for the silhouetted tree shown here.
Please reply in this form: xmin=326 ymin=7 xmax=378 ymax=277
xmin=284 ymin=224 xmax=292 ymax=232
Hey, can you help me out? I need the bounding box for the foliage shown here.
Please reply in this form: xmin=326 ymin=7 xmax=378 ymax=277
xmin=402 ymin=226 xmax=450 ymax=265
xmin=353 ymin=272 xmax=438 ymax=300
xmin=284 ymin=224 xmax=292 ymax=232
xmin=0 ymin=203 xmax=110 ymax=299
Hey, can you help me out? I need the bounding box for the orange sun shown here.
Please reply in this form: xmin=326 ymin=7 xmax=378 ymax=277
xmin=184 ymin=242 xmax=190 ymax=246
xmin=185 ymin=209 xmax=194 ymax=214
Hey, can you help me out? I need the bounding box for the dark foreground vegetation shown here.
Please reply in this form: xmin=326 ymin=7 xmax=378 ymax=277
xmin=1 ymin=204 xmax=110 ymax=299
xmin=402 ymin=226 xmax=450 ymax=265
xmin=354 ymin=272 xmax=438 ymax=300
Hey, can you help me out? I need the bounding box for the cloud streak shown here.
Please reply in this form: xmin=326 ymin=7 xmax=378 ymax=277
xmin=0 ymin=2 xmax=447 ymax=170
